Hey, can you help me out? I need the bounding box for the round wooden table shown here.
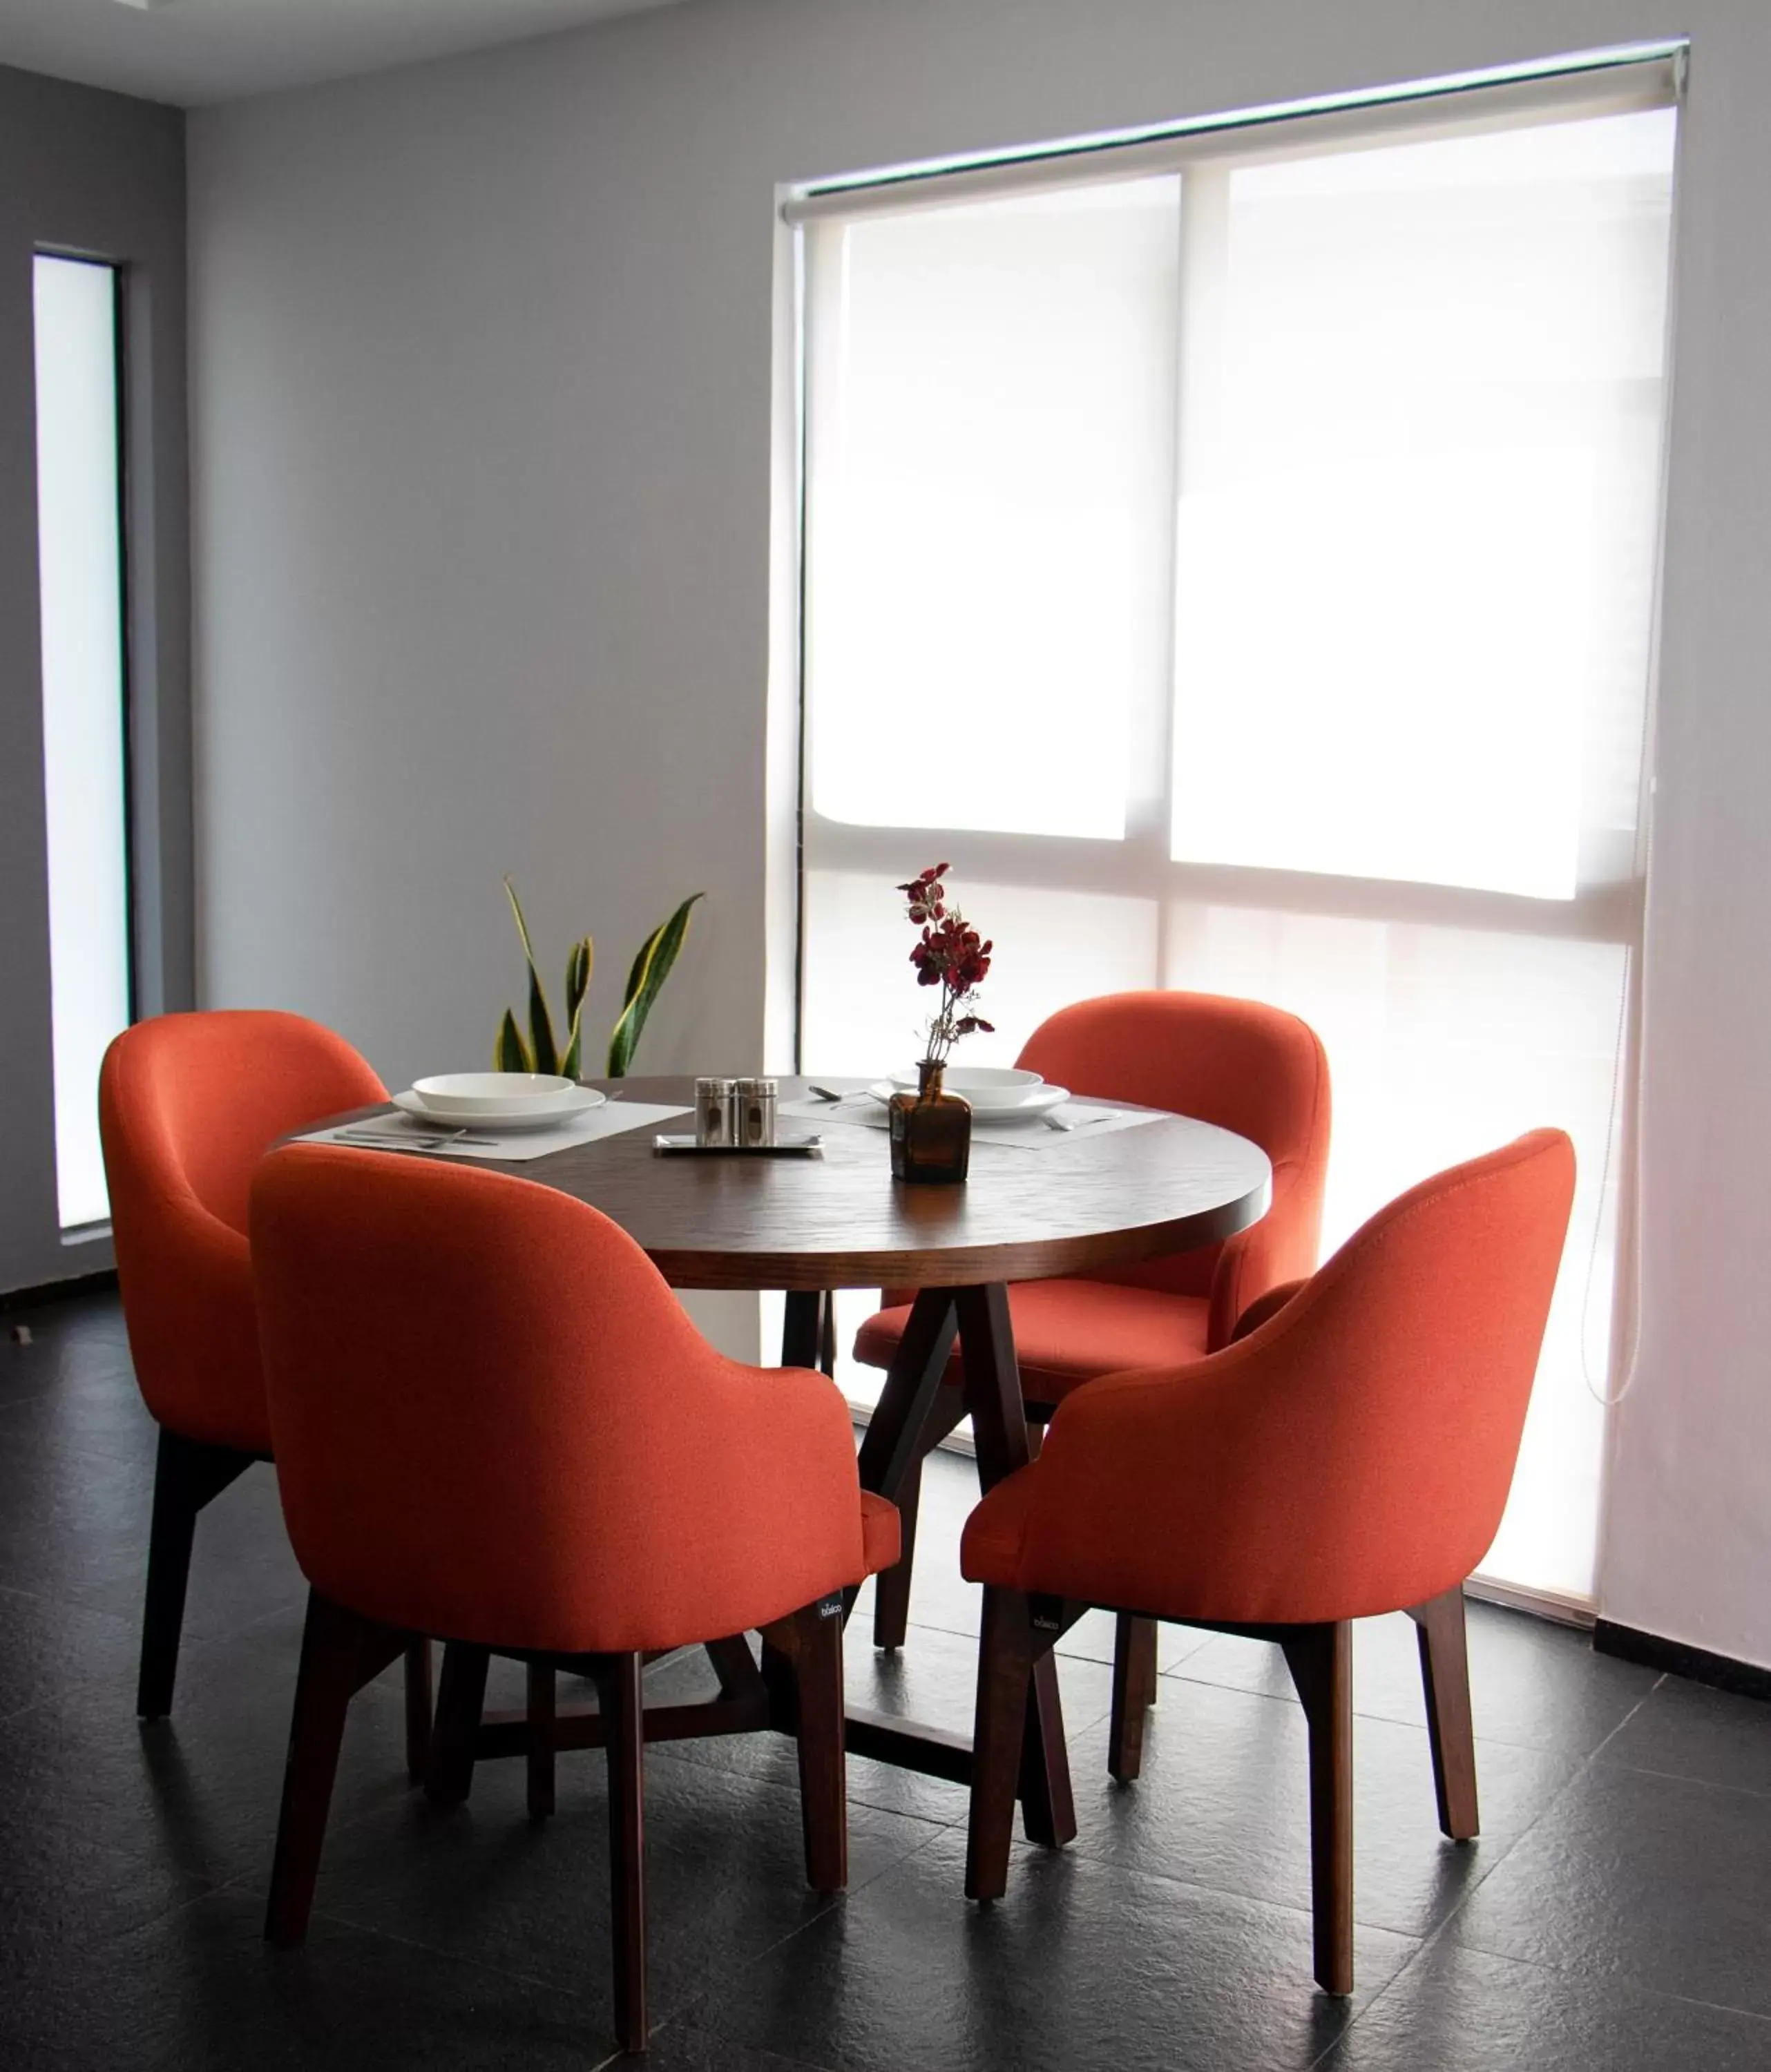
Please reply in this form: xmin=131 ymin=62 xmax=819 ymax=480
xmin=405 ymin=1074 xmax=1272 ymax=1836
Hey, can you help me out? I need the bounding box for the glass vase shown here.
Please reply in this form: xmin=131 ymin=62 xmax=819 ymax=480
xmin=889 ymin=1058 xmax=971 ymax=1184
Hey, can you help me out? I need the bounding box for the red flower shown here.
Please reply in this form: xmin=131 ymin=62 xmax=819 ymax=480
xmin=894 ymin=865 xmax=995 ymax=1064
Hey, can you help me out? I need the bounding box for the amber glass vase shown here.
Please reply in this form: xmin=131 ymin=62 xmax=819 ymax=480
xmin=888 ymin=1058 xmax=971 ymax=1184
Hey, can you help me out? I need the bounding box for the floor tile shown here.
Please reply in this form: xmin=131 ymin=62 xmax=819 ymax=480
xmin=1063 ymin=1678 xmax=1576 ymax=1938
xmin=0 ymin=1598 xmax=416 ymax=1890
xmin=620 ymin=2017 xmax=837 ymax=2072
xmin=1174 ymin=1600 xmax=1659 ymax=1758
xmin=0 ymin=1292 xmax=133 ymax=1407
xmin=1599 ymin=1675 xmax=1771 ymax=1796
xmin=0 ymin=1365 xmax=158 ymax=1466
xmin=0 ymin=1446 xmax=306 ymax=1646
xmin=0 ymin=1887 xmax=607 ymax=2071
xmin=646 ymin=1620 xmax=1115 ymax=1831
xmin=673 ymin=1827 xmax=1417 ymax=2072
xmin=298 ymin=1734 xmax=945 ymax=2022
xmin=0 ymin=1581 xmax=149 ymax=1721
xmin=1451 ymin=1762 xmax=1771 ymax=2016
xmin=1320 ymin=1939 xmax=1771 ymax=2071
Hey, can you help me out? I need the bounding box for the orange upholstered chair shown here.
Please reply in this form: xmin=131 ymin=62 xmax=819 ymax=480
xmin=97 ymin=1009 xmax=422 ymax=1732
xmin=854 ymin=990 xmax=1330 ymax=1774
xmin=960 ymin=1130 xmax=1576 ymax=1997
xmin=249 ymin=1145 xmax=899 ymax=2055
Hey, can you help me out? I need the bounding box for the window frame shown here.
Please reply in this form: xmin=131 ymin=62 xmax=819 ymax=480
xmin=33 ymin=249 xmax=137 ymax=1237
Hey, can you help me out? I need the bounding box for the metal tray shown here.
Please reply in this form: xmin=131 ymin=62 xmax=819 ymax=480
xmin=653 ymin=1133 xmax=825 ymax=1157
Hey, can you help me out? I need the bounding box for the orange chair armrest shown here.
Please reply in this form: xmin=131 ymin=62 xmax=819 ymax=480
xmin=1228 ymin=1278 xmax=1309 ymax=1343
xmin=1206 ymin=1158 xmax=1319 ymax=1349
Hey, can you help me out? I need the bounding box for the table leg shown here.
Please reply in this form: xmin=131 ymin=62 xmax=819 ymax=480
xmin=782 ymin=1289 xmax=839 ymax=1376
xmin=854 ymin=1287 xmax=959 ymax=1504
xmin=954 ymin=1283 xmax=1076 ymax=1849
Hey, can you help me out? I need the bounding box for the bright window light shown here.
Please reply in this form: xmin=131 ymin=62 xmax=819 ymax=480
xmin=797 ymin=78 xmax=1678 ymax=1606
xmin=1170 ymin=110 xmax=1676 ymax=898
xmin=805 ymin=178 xmax=1182 ymax=839
xmin=35 ymin=253 xmax=132 ymax=1232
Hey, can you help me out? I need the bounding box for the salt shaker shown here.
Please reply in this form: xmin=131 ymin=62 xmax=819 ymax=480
xmin=734 ymin=1077 xmax=778 ymax=1148
xmin=695 ymin=1077 xmax=738 ymax=1147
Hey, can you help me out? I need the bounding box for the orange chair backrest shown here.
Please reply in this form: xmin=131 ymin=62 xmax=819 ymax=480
xmin=99 ymin=1010 xmax=387 ymax=1449
xmin=248 ymin=1146 xmax=863 ymax=1655
xmin=1016 ymin=991 xmax=1330 ymax=1301
xmin=1037 ymin=1129 xmax=1577 ymax=1622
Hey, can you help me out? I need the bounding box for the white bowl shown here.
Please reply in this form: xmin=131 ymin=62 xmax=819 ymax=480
xmin=884 ymin=1066 xmax=1050 ymax=1115
xmin=888 ymin=1066 xmax=1043 ymax=1093
xmin=410 ymin=1072 xmax=579 ymax=1117
xmin=868 ymin=1078 xmax=1070 ymax=1119
xmin=395 ymin=1086 xmax=604 ymax=1131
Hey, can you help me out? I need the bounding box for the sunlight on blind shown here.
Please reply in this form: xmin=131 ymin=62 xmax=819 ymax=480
xmin=796 ymin=89 xmax=1678 ymax=1606
xmin=1168 ymin=905 xmax=1626 ymax=1595
xmin=1171 ymin=111 xmax=1674 ymax=898
xmin=805 ymin=179 xmax=1180 ymax=838
xmin=801 ymin=870 xmax=1159 ymax=1075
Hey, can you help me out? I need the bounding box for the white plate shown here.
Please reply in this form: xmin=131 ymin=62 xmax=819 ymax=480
xmin=410 ymin=1072 xmax=578 ymax=1117
xmin=394 ymin=1086 xmax=606 ymax=1131
xmin=887 ymin=1065 xmax=1044 ymax=1098
xmin=867 ymin=1079 xmax=1070 ymax=1120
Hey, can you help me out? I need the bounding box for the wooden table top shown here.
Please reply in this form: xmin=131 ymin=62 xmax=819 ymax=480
xmin=352 ymin=1075 xmax=1269 ymax=1292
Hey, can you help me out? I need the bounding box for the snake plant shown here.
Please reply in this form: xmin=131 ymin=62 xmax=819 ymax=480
xmin=495 ymin=878 xmax=703 ymax=1080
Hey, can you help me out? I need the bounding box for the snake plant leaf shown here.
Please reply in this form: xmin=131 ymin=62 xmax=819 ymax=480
xmin=606 ymin=893 xmax=703 ymax=1079
xmin=501 ymin=876 xmax=561 ymax=1074
xmin=559 ymin=935 xmax=593 ymax=1082
xmin=503 ymin=875 xmax=541 ymax=975
xmin=494 ymin=1007 xmax=533 ymax=1073
xmin=526 ymin=962 xmax=560 ymax=1076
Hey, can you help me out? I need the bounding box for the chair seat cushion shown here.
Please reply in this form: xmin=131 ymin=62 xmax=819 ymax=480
xmin=860 ymin=1490 xmax=902 ymax=1577
xmin=853 ymin=1280 xmax=1212 ymax=1409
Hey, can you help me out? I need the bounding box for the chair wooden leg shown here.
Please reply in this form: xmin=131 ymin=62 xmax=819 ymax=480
xmin=966 ymin=1586 xmax=1036 ymax=1900
xmin=957 ymin=1285 xmax=1075 ymax=1852
xmin=527 ymin=1660 xmax=557 ymax=1819
xmin=1409 ymin=1586 xmax=1479 ymax=1841
xmin=266 ymin=1590 xmax=408 ymax=1946
xmin=425 ymin=1642 xmax=490 ymax=1805
xmin=137 ymin=1428 xmax=252 ymax=1720
xmin=602 ymin=1652 xmax=648 ymax=2054
xmin=791 ymin=1597 xmax=848 ymax=1892
xmin=1108 ymin=1613 xmax=1160 ymax=1784
xmin=403 ymin=1638 xmax=432 ymax=1783
xmin=1281 ymin=1620 xmax=1354 ymax=1997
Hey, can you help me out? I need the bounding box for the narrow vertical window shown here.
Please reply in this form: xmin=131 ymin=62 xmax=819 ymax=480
xmin=34 ymin=254 xmax=131 ymax=1232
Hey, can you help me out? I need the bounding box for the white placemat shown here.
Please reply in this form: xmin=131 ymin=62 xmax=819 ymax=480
xmin=297 ymin=1101 xmax=691 ymax=1162
xmin=778 ymin=1095 xmax=1165 ymax=1153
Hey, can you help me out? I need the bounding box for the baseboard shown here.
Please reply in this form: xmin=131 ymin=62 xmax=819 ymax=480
xmin=1593 ymin=1618 xmax=1771 ymax=1702
xmin=1465 ymin=1576 xmax=1595 ymax=1629
xmin=0 ymin=1267 xmax=119 ymax=1313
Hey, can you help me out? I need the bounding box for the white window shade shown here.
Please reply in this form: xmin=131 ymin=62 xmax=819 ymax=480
xmin=794 ymin=71 xmax=1678 ymax=1608
xmin=804 ymin=178 xmax=1181 ymax=840
xmin=1169 ymin=111 xmax=1674 ymax=902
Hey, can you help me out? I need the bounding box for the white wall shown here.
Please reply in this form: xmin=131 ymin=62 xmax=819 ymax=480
xmin=189 ymin=0 xmax=1771 ymax=1667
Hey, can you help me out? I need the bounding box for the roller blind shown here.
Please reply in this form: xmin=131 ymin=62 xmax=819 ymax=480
xmin=793 ymin=60 xmax=1679 ymax=1605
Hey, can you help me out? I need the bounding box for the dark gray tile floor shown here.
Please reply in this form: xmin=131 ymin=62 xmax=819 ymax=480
xmin=2 ymin=1289 xmax=1768 ymax=2069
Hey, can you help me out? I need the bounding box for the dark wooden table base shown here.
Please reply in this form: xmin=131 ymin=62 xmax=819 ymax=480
xmin=427 ymin=1285 xmax=1075 ymax=1843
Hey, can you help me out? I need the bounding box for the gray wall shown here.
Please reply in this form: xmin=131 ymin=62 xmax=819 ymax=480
xmin=0 ymin=64 xmax=189 ymax=1294
xmin=188 ymin=0 xmax=1771 ymax=1667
